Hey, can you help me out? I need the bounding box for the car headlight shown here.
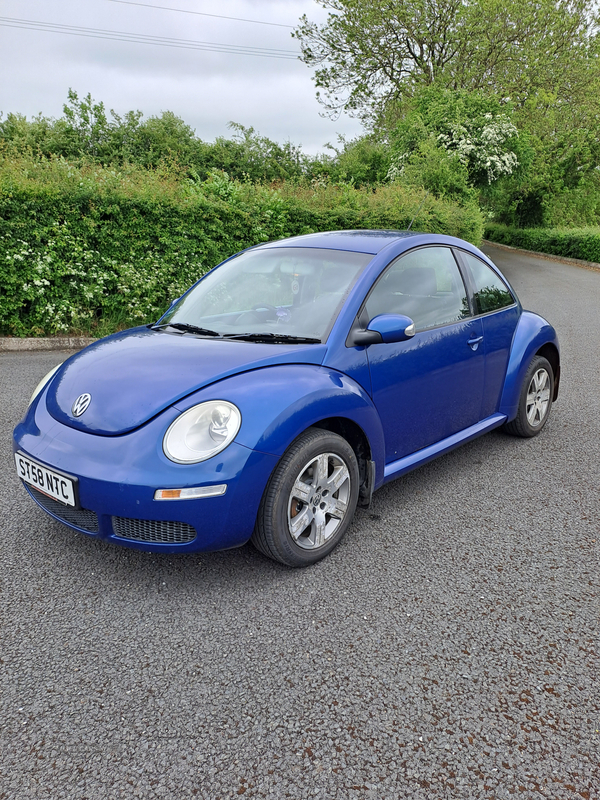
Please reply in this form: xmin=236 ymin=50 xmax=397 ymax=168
xmin=29 ymin=363 xmax=63 ymax=406
xmin=163 ymin=401 xmax=241 ymax=464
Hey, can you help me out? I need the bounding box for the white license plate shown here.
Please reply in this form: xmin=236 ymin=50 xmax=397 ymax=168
xmin=15 ymin=452 xmax=76 ymax=507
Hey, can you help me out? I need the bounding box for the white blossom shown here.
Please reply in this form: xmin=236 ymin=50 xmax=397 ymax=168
xmin=437 ymin=114 xmax=519 ymax=183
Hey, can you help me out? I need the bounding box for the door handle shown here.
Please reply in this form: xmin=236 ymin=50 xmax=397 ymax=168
xmin=467 ymin=334 xmax=483 ymax=351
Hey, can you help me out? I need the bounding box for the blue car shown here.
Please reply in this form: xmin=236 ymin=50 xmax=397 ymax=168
xmin=14 ymin=230 xmax=560 ymax=566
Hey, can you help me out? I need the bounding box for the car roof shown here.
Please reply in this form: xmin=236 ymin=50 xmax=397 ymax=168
xmin=257 ymin=229 xmax=420 ymax=255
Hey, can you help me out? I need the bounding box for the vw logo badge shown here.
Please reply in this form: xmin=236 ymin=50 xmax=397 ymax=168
xmin=72 ymin=393 xmax=92 ymax=417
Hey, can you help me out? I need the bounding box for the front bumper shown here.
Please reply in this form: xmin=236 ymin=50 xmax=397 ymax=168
xmin=13 ymin=389 xmax=279 ymax=553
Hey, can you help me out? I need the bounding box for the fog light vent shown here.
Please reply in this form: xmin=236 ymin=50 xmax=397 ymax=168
xmin=111 ymin=516 xmax=196 ymax=544
xmin=27 ymin=486 xmax=99 ymax=533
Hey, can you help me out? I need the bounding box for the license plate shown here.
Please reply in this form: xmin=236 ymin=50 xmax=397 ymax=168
xmin=15 ymin=452 xmax=77 ymax=507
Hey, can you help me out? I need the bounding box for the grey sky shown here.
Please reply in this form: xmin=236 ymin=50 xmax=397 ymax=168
xmin=0 ymin=0 xmax=363 ymax=154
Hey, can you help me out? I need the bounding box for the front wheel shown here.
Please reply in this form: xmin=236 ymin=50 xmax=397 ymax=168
xmin=504 ymin=355 xmax=554 ymax=437
xmin=251 ymin=428 xmax=359 ymax=566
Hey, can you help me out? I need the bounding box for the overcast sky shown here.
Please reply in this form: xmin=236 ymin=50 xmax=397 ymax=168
xmin=0 ymin=0 xmax=363 ymax=154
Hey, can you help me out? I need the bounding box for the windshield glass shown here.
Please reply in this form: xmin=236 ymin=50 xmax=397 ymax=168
xmin=159 ymin=247 xmax=372 ymax=341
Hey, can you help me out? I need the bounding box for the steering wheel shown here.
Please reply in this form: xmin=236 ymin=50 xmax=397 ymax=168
xmin=251 ymin=304 xmax=278 ymax=321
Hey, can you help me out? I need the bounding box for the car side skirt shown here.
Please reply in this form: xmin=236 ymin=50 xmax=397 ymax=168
xmin=383 ymin=413 xmax=507 ymax=483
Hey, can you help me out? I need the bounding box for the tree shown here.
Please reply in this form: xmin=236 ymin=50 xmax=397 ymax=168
xmin=59 ymin=89 xmax=114 ymax=159
xmin=293 ymin=0 xmax=600 ymax=122
xmin=0 ymin=112 xmax=56 ymax=156
xmin=45 ymin=89 xmax=145 ymax=163
xmin=486 ymin=92 xmax=600 ymax=227
xmin=129 ymin=111 xmax=197 ymax=168
xmin=387 ymin=87 xmax=519 ymax=189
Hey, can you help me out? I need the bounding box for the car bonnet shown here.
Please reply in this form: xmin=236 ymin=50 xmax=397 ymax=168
xmin=45 ymin=327 xmax=326 ymax=435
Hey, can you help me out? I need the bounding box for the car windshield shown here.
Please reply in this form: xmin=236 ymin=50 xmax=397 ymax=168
xmin=158 ymin=247 xmax=372 ymax=342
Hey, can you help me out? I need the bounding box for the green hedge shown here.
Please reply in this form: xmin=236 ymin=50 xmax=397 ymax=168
xmin=485 ymin=223 xmax=600 ymax=264
xmin=0 ymin=156 xmax=483 ymax=336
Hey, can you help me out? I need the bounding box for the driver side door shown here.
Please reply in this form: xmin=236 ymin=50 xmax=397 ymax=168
xmin=364 ymin=246 xmax=485 ymax=463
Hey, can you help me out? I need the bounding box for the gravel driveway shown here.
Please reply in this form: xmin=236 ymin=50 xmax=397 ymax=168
xmin=1 ymin=245 xmax=598 ymax=799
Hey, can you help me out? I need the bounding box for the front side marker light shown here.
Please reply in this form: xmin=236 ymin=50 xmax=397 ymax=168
xmin=154 ymin=485 xmax=227 ymax=500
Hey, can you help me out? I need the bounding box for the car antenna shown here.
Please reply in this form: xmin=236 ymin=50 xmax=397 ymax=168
xmin=407 ymin=191 xmax=429 ymax=231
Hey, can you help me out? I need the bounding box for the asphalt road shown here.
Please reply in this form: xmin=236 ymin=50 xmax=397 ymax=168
xmin=1 ymin=245 xmax=598 ymax=800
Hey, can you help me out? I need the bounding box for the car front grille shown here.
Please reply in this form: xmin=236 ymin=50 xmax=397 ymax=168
xmin=111 ymin=516 xmax=196 ymax=544
xmin=27 ymin=485 xmax=99 ymax=533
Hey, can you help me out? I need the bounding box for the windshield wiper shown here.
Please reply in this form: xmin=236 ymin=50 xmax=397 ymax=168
xmin=152 ymin=322 xmax=221 ymax=337
xmin=222 ymin=332 xmax=321 ymax=344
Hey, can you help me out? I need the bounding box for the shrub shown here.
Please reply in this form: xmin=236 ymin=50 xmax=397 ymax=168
xmin=0 ymin=155 xmax=484 ymax=336
xmin=484 ymin=223 xmax=600 ymax=264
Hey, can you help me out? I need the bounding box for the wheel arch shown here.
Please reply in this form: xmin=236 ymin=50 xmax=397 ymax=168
xmin=535 ymin=342 xmax=560 ymax=401
xmin=499 ymin=312 xmax=560 ymax=420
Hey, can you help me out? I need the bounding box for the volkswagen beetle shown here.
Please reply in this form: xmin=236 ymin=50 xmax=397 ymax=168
xmin=13 ymin=230 xmax=560 ymax=566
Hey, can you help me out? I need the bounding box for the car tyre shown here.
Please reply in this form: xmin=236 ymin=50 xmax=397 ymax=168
xmin=251 ymin=427 xmax=360 ymax=566
xmin=504 ymin=355 xmax=554 ymax=438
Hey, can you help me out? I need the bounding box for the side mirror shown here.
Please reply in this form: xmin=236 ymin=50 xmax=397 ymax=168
xmin=168 ymin=297 xmax=180 ymax=309
xmin=352 ymin=314 xmax=416 ymax=345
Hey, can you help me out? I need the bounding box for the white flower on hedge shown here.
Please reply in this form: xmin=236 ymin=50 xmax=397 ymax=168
xmin=438 ymin=114 xmax=518 ymax=183
xmin=386 ymin=150 xmax=411 ymax=182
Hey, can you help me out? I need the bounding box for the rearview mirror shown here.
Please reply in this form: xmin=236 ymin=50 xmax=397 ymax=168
xmin=351 ymin=314 xmax=416 ymax=345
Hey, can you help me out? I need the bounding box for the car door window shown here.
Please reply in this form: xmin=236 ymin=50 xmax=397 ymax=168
xmin=364 ymin=247 xmax=471 ymax=331
xmin=461 ymin=252 xmax=515 ymax=314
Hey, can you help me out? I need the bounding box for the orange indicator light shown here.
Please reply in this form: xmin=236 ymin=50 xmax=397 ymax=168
xmin=154 ymin=484 xmax=227 ymax=501
xmin=157 ymin=489 xmax=181 ymax=499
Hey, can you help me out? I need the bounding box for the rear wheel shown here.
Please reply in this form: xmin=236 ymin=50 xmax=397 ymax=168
xmin=504 ymin=355 xmax=554 ymax=437
xmin=251 ymin=428 xmax=359 ymax=566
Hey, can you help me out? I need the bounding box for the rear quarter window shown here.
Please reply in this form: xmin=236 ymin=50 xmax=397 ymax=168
xmin=461 ymin=252 xmax=515 ymax=314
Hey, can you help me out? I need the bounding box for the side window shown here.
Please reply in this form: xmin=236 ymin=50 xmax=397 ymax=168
xmin=364 ymin=247 xmax=471 ymax=332
xmin=461 ymin=252 xmax=515 ymax=314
